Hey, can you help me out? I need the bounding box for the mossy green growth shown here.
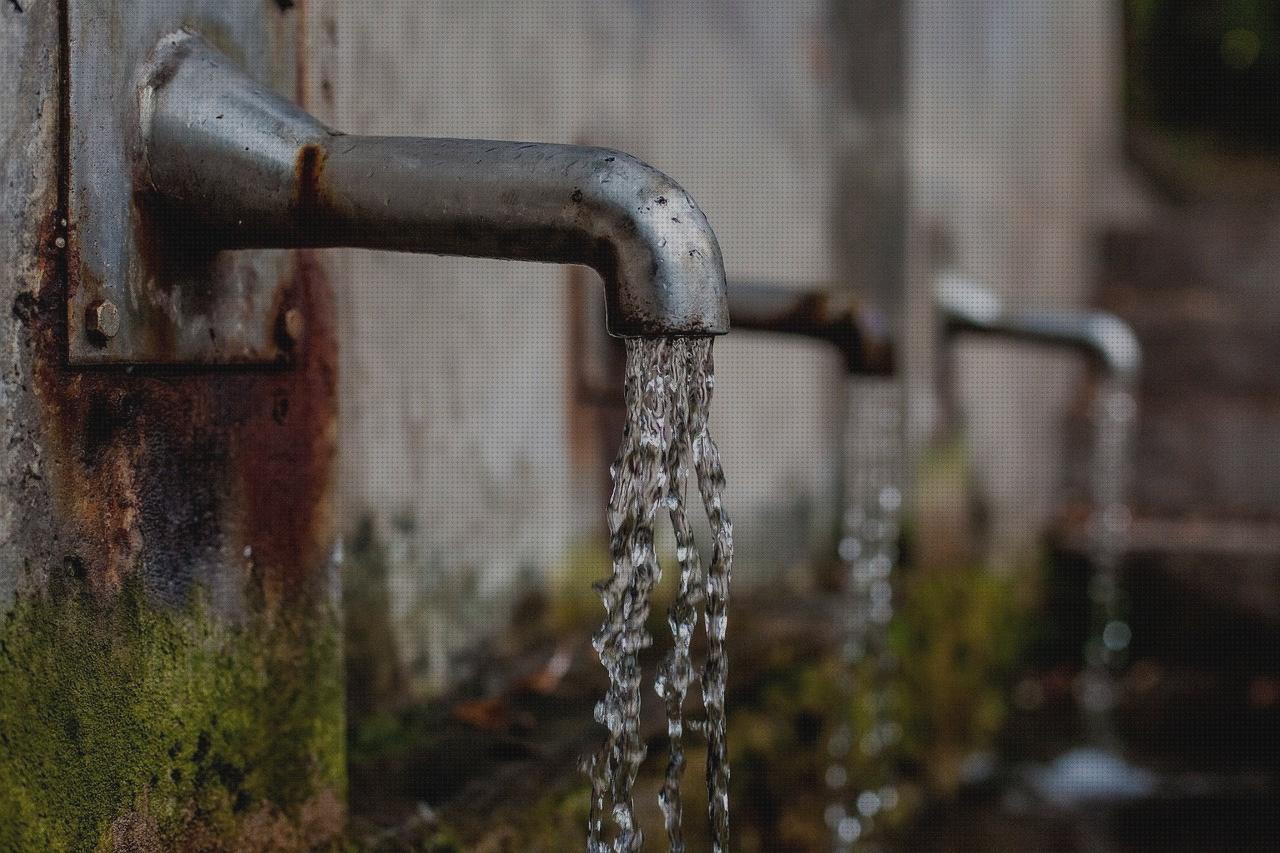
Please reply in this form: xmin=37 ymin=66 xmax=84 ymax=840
xmin=889 ymin=564 xmax=1029 ymax=793
xmin=0 ymin=574 xmax=345 ymax=851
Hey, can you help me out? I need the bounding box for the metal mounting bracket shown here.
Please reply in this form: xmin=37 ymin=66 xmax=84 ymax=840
xmin=65 ymin=1 xmax=302 ymax=366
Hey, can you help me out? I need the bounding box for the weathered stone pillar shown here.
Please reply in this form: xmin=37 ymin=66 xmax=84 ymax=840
xmin=0 ymin=2 xmax=346 ymax=848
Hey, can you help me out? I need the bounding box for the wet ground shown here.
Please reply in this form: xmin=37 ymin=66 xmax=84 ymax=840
xmin=345 ymin=562 xmax=1280 ymax=852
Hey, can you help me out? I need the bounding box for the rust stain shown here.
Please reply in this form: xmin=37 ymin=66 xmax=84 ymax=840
xmin=563 ymin=265 xmax=625 ymax=505
xmin=30 ymin=202 xmax=337 ymax=605
xmin=234 ymin=249 xmax=338 ymax=601
xmin=33 ymin=0 xmax=335 ymax=607
xmin=293 ymin=142 xmax=327 ymax=219
xmin=563 ymin=266 xmax=596 ymax=470
xmin=732 ymin=289 xmax=895 ymax=377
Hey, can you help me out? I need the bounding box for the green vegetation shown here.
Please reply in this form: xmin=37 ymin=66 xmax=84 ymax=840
xmin=340 ymin=458 xmax=1039 ymax=849
xmin=1127 ymin=0 xmax=1280 ymax=154
xmin=0 ymin=573 xmax=345 ymax=851
xmin=890 ymin=564 xmax=1030 ymax=793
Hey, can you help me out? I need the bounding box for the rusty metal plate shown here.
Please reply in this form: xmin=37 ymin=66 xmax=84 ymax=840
xmin=66 ymin=0 xmax=301 ymax=366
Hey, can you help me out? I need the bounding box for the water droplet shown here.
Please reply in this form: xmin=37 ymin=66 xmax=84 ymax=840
xmin=1102 ymin=620 xmax=1131 ymax=652
xmin=837 ymin=816 xmax=862 ymax=843
xmin=825 ymin=764 xmax=848 ymax=789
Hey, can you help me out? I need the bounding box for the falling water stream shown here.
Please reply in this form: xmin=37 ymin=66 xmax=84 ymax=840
xmin=825 ymin=378 xmax=905 ymax=852
xmin=587 ymin=336 xmax=733 ymax=853
xmin=1028 ymin=376 xmax=1152 ymax=808
xmin=1080 ymin=378 xmax=1138 ymax=744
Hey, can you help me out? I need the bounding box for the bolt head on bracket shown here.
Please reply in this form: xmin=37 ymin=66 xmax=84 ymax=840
xmin=85 ymin=300 xmax=121 ymax=343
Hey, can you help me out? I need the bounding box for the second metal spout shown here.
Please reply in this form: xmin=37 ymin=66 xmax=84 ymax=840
xmin=726 ymin=282 xmax=895 ymax=375
xmin=139 ymin=31 xmax=728 ymax=338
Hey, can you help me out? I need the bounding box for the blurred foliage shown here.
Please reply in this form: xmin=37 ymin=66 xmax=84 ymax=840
xmin=723 ymin=562 xmax=1034 ymax=849
xmin=348 ymin=441 xmax=1046 ymax=849
xmin=727 ymin=656 xmax=917 ymax=851
xmin=889 ymin=563 xmax=1031 ymax=793
xmin=345 ymin=518 xmax=409 ymax=717
xmin=347 ymin=814 xmax=463 ymax=853
xmin=546 ymin=538 xmax=612 ymax=635
xmin=387 ymin=783 xmax=589 ymax=853
xmin=1127 ymin=0 xmax=1280 ymax=153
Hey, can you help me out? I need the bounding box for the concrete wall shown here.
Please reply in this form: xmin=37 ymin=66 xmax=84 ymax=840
xmin=0 ymin=0 xmax=1138 ymax=840
xmin=909 ymin=0 xmax=1132 ymax=566
xmin=328 ymin=0 xmax=1134 ymax=692
xmin=328 ymin=0 xmax=847 ymax=696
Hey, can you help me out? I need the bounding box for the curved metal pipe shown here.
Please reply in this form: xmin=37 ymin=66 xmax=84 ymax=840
xmin=726 ymin=282 xmax=895 ymax=375
xmin=935 ymin=274 xmax=1141 ymax=380
xmin=139 ymin=30 xmax=729 ymax=337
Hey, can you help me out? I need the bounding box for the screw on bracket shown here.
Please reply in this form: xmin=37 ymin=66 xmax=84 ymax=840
xmin=85 ymin=300 xmax=120 ymax=344
xmin=278 ymin=307 xmax=305 ymax=348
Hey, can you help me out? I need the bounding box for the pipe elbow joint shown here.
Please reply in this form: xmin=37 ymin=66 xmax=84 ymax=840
xmin=1082 ymin=313 xmax=1142 ymax=381
xmin=575 ymin=151 xmax=729 ymax=337
xmin=725 ymin=282 xmax=894 ymax=376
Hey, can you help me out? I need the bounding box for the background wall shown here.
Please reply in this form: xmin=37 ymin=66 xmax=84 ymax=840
xmin=908 ymin=0 xmax=1134 ymax=567
xmin=324 ymin=0 xmax=1139 ymax=695
xmin=327 ymin=0 xmax=848 ymax=696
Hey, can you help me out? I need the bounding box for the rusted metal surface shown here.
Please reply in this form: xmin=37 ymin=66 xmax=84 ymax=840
xmin=31 ymin=231 xmax=338 ymax=604
xmin=568 ymin=279 xmax=893 ymax=501
xmin=565 ymin=265 xmax=628 ymax=503
xmin=570 ymin=280 xmax=894 ymax=412
xmin=2 ymin=2 xmax=346 ymax=842
xmin=15 ymin=2 xmax=338 ymax=603
xmin=65 ymin=1 xmax=302 ymax=366
xmin=726 ymin=281 xmax=896 ymax=375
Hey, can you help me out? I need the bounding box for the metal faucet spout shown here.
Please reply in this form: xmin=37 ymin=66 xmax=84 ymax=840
xmin=935 ymin=274 xmax=1141 ymax=380
xmin=727 ymin=282 xmax=894 ymax=375
xmin=139 ymin=30 xmax=728 ymax=337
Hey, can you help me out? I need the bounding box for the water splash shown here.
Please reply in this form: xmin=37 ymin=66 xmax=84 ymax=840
xmin=587 ymin=337 xmax=733 ymax=853
xmin=827 ymin=378 xmax=904 ymax=853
